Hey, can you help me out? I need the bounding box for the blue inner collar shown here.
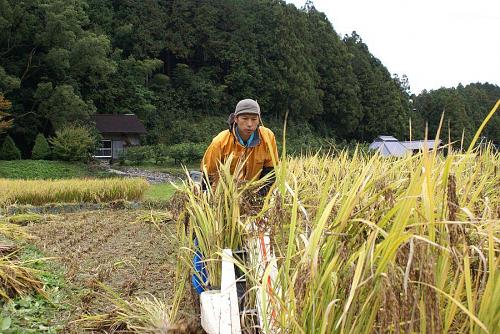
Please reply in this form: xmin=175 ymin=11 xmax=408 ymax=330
xmin=235 ymin=127 xmax=255 ymax=147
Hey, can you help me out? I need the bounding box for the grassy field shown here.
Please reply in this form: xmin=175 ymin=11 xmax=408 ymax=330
xmin=0 ymin=160 xmax=100 ymax=179
xmin=143 ymin=182 xmax=179 ymax=201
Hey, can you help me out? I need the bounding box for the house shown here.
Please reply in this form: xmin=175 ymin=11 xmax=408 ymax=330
xmin=92 ymin=114 xmax=147 ymax=159
xmin=369 ymin=136 xmax=441 ymax=157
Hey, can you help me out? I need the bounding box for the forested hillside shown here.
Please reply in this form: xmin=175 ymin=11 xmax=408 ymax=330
xmin=0 ymin=0 xmax=498 ymax=155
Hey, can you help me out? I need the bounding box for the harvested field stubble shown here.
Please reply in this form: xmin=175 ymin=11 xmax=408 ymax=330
xmin=25 ymin=209 xmax=189 ymax=333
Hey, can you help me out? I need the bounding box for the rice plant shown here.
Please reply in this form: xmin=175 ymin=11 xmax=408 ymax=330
xmin=254 ymin=144 xmax=499 ymax=333
xmin=175 ymin=156 xmax=273 ymax=292
xmin=172 ymin=103 xmax=499 ymax=333
xmin=0 ymin=178 xmax=149 ymax=205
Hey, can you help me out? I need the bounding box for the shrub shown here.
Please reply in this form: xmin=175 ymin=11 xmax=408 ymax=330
xmin=118 ymin=143 xmax=205 ymax=165
xmin=0 ymin=135 xmax=21 ymax=160
xmin=166 ymin=142 xmax=205 ymax=164
xmin=49 ymin=125 xmax=97 ymax=162
xmin=31 ymin=133 xmax=51 ymax=160
xmin=119 ymin=146 xmax=154 ymax=164
xmin=152 ymin=144 xmax=169 ymax=164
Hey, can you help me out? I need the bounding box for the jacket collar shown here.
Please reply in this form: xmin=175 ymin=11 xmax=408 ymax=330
xmin=230 ymin=123 xmax=261 ymax=148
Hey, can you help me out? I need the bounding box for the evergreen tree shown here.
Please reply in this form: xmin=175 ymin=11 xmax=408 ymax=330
xmin=344 ymin=32 xmax=410 ymax=141
xmin=0 ymin=135 xmax=21 ymax=160
xmin=413 ymin=84 xmax=499 ymax=145
xmin=31 ymin=133 xmax=51 ymax=160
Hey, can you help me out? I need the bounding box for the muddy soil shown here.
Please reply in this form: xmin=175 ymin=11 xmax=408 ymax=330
xmin=26 ymin=209 xmax=191 ymax=332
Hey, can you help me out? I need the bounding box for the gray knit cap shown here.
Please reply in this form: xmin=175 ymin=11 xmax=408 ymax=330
xmin=234 ymin=99 xmax=260 ymax=116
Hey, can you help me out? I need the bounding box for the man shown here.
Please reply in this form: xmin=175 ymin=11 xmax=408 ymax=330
xmin=201 ymin=98 xmax=278 ymax=191
xmin=192 ymin=99 xmax=278 ymax=295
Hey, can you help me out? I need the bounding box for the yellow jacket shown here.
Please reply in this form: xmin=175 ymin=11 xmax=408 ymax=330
xmin=201 ymin=126 xmax=278 ymax=183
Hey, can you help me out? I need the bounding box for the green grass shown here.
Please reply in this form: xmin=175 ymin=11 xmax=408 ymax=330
xmin=0 ymin=160 xmax=92 ymax=180
xmin=5 ymin=214 xmax=43 ymax=225
xmin=144 ymin=183 xmax=179 ymax=201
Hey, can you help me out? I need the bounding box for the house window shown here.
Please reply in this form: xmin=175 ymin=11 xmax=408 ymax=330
xmin=95 ymin=140 xmax=112 ymax=158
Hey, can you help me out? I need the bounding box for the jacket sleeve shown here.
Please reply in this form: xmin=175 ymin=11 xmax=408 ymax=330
xmin=201 ymin=139 xmax=222 ymax=184
xmin=263 ymin=131 xmax=279 ymax=168
xmin=258 ymin=132 xmax=279 ymax=196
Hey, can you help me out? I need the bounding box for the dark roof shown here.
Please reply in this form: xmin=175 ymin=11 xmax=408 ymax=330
xmin=92 ymin=114 xmax=147 ymax=134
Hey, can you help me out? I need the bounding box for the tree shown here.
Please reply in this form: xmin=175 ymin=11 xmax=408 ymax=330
xmin=49 ymin=125 xmax=97 ymax=161
xmin=0 ymin=0 xmax=497 ymax=149
xmin=305 ymin=10 xmax=362 ymax=138
xmin=0 ymin=94 xmax=13 ymax=134
xmin=344 ymin=32 xmax=410 ymax=140
xmin=70 ymin=33 xmax=117 ymax=89
xmin=35 ymin=83 xmax=96 ymax=130
xmin=0 ymin=66 xmax=20 ymax=93
xmin=0 ymin=135 xmax=21 ymax=160
xmin=413 ymin=84 xmax=500 ymax=145
xmin=0 ymin=0 xmax=109 ymax=154
xmin=31 ymin=133 xmax=51 ymax=159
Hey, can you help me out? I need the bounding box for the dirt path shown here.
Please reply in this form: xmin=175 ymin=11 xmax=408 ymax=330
xmin=26 ymin=209 xmax=188 ymax=332
xmin=107 ymin=166 xmax=181 ymax=184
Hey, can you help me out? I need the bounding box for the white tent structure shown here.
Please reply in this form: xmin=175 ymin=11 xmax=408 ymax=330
xmin=369 ymin=136 xmax=441 ymax=157
xmin=369 ymin=136 xmax=408 ymax=157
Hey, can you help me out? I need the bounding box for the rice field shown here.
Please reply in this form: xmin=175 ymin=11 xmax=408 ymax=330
xmin=0 ymin=178 xmax=149 ymax=205
xmin=175 ymin=140 xmax=499 ymax=333
xmin=1 ymin=104 xmax=497 ymax=333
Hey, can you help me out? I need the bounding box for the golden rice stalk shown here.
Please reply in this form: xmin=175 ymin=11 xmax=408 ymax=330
xmin=0 ymin=221 xmax=31 ymax=240
xmin=0 ymin=178 xmax=149 ymax=205
xmin=0 ymin=253 xmax=44 ymax=301
xmin=133 ymin=211 xmax=173 ymax=225
xmin=172 ymin=104 xmax=499 ymax=333
xmin=77 ymin=284 xmax=199 ymax=333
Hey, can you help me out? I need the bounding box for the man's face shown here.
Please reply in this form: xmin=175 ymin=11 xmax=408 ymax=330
xmin=235 ymin=114 xmax=259 ymax=137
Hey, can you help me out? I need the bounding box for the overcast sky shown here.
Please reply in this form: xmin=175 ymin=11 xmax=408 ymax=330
xmin=286 ymin=0 xmax=500 ymax=95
